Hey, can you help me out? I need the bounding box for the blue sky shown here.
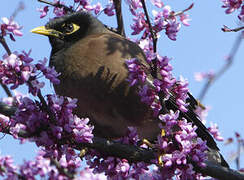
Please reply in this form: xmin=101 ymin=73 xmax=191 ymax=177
xmin=0 ymin=0 xmax=243 ymax=170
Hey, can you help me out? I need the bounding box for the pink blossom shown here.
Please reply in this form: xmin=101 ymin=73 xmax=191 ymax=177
xmin=208 ymin=122 xmax=224 ymax=141
xmin=165 ymin=19 xmax=181 ymax=41
xmin=222 ymin=0 xmax=243 ymax=14
xmin=37 ymin=6 xmax=49 ymax=18
xmin=1 ymin=17 xmax=23 ymax=36
xmin=150 ymin=0 xmax=164 ymax=8
xmin=180 ymin=14 xmax=191 ymax=26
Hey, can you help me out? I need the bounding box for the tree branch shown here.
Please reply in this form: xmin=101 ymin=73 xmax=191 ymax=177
xmin=198 ymin=160 xmax=244 ymax=180
xmin=113 ymin=0 xmax=125 ymax=36
xmin=0 ymin=37 xmax=13 ymax=97
xmin=198 ymin=33 xmax=242 ymax=101
xmin=38 ymin=0 xmax=74 ymax=13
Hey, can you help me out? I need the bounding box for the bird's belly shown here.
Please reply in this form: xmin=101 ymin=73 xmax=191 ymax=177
xmin=54 ymin=77 xmax=159 ymax=140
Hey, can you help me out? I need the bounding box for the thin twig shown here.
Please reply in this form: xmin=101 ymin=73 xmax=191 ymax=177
xmin=140 ymin=0 xmax=157 ymax=53
xmin=198 ymin=33 xmax=242 ymax=101
xmin=50 ymin=158 xmax=75 ymax=179
xmin=222 ymin=25 xmax=244 ymax=32
xmin=141 ymin=0 xmax=158 ymax=81
xmin=236 ymin=141 xmax=241 ymax=170
xmin=170 ymin=3 xmax=194 ymax=18
xmin=0 ymin=37 xmax=11 ymax=56
xmin=0 ymin=37 xmax=13 ymax=97
xmin=11 ymin=1 xmax=25 ymax=20
xmin=38 ymin=0 xmax=74 ymax=13
xmin=113 ymin=0 xmax=125 ymax=36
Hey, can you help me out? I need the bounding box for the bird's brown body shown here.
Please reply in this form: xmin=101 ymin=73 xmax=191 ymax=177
xmin=50 ymin=32 xmax=159 ymax=139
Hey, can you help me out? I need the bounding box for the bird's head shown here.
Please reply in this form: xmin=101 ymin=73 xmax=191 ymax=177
xmin=31 ymin=11 xmax=106 ymax=51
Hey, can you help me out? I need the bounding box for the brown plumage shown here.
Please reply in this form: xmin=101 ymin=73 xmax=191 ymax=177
xmin=31 ymin=11 xmax=229 ymax=167
xmin=50 ymin=32 xmax=159 ymax=139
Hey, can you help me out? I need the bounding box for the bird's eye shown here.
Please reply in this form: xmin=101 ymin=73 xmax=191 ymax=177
xmin=61 ymin=23 xmax=80 ymax=35
xmin=62 ymin=23 xmax=74 ymax=33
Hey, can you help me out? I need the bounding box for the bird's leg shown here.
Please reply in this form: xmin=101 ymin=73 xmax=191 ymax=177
xmin=79 ymin=148 xmax=88 ymax=159
xmin=142 ymin=138 xmax=154 ymax=148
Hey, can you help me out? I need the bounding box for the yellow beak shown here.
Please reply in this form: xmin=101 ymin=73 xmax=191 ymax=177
xmin=30 ymin=26 xmax=62 ymax=38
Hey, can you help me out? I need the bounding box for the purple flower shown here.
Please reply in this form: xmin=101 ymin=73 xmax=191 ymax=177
xmin=0 ymin=155 xmax=18 ymax=178
xmin=10 ymin=93 xmax=93 ymax=148
xmin=156 ymin=110 xmax=207 ymax=179
xmin=165 ymin=19 xmax=181 ymax=41
xmin=126 ymin=0 xmax=142 ymax=11
xmin=104 ymin=3 xmax=115 ymax=16
xmin=172 ymin=76 xmax=189 ymax=112
xmin=115 ymin=159 xmax=130 ymax=176
xmin=53 ymin=0 xmax=67 ymax=17
xmin=239 ymin=5 xmax=244 ymax=22
xmin=117 ymin=126 xmax=140 ymax=145
xmin=150 ymin=101 xmax=162 ymax=116
xmin=180 ymin=14 xmax=191 ymax=26
xmin=194 ymin=106 xmax=211 ymax=125
xmin=139 ymin=85 xmax=156 ymax=105
xmin=162 ymin=5 xmax=171 ymax=18
xmin=0 ymin=114 xmax=9 ymax=131
xmin=150 ymin=0 xmax=164 ymax=8
xmin=93 ymin=3 xmax=102 ymax=15
xmin=153 ymin=55 xmax=176 ymax=94
xmin=125 ymin=58 xmax=147 ymax=86
xmin=222 ymin=0 xmax=243 ymax=14
xmin=0 ymin=52 xmax=35 ymax=89
xmin=71 ymin=116 xmax=94 ymax=143
xmin=208 ymin=122 xmax=224 ymax=141
xmin=37 ymin=6 xmax=49 ymax=18
xmin=1 ymin=17 xmax=23 ymax=37
xmin=152 ymin=10 xmax=167 ymax=33
xmin=36 ymin=57 xmax=60 ymax=85
xmin=79 ymin=167 xmax=107 ymax=180
xmin=131 ymin=12 xmax=146 ymax=35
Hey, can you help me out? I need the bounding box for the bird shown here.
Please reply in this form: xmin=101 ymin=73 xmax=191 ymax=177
xmin=31 ymin=11 xmax=229 ymax=167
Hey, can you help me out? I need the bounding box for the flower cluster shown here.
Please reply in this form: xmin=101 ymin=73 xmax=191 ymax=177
xmin=0 ymin=51 xmax=60 ymax=95
xmin=125 ymin=58 xmax=147 ymax=86
xmin=128 ymin=1 xmax=191 ymax=40
xmin=208 ymin=122 xmax=224 ymax=141
xmin=85 ymin=128 xmax=152 ymax=179
xmin=125 ymin=53 xmax=189 ymax=116
xmin=171 ymin=76 xmax=189 ymax=112
xmin=222 ymin=0 xmax=244 ymax=24
xmin=38 ymin=0 xmax=114 ymax=18
xmin=194 ymin=104 xmax=225 ymax=142
xmin=0 ymin=150 xmax=108 ymax=179
xmin=157 ymin=111 xmax=208 ymax=179
xmin=1 ymin=17 xmax=23 ymax=41
xmin=222 ymin=0 xmax=243 ymax=14
xmin=10 ymin=94 xmax=93 ymax=147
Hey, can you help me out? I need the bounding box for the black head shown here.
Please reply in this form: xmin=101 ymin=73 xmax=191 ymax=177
xmin=31 ymin=11 xmax=106 ymax=51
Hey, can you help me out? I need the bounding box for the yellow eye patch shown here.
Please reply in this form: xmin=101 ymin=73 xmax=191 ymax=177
xmin=62 ymin=23 xmax=80 ymax=35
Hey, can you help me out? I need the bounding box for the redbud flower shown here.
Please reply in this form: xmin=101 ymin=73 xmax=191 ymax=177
xmin=222 ymin=0 xmax=243 ymax=14
xmin=1 ymin=17 xmax=23 ymax=37
xmin=37 ymin=6 xmax=49 ymax=18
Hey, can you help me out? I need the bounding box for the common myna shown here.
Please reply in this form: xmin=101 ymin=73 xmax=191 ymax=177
xmin=31 ymin=11 xmax=228 ymax=167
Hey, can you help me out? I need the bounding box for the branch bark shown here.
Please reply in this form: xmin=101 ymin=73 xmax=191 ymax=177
xmin=113 ymin=0 xmax=125 ymax=36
